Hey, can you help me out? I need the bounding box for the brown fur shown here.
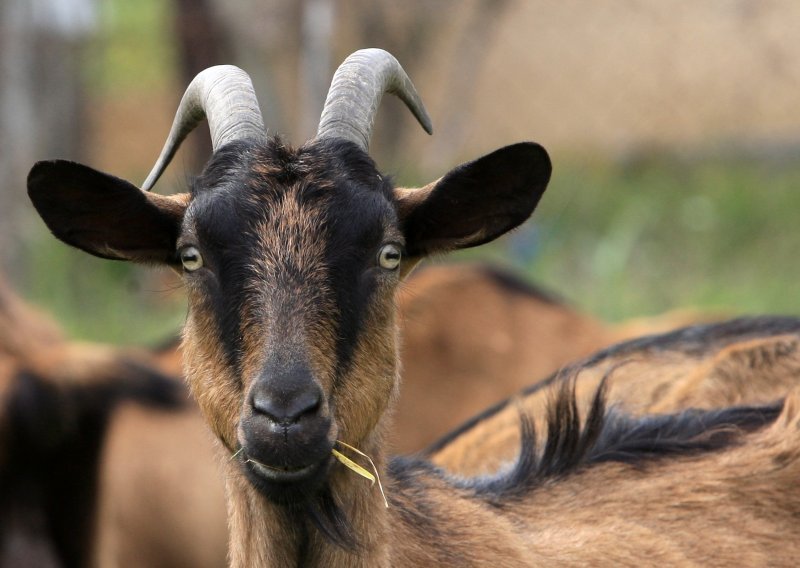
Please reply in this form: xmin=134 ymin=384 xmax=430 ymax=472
xmin=0 ymin=274 xmax=226 ymax=568
xmin=220 ymin=379 xmax=800 ymax=567
xmin=472 ymin=388 xmax=800 ymax=567
xmin=430 ymin=321 xmax=800 ymax=476
xmin=394 ymin=263 xmax=724 ymax=453
xmin=0 ymin=265 xmax=777 ymax=567
xmin=92 ymin=402 xmax=227 ymax=568
xmin=0 ymin=263 xmax=735 ymax=567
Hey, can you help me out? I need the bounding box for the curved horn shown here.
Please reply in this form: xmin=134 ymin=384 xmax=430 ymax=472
xmin=316 ymin=49 xmax=433 ymax=151
xmin=142 ymin=65 xmax=266 ymax=191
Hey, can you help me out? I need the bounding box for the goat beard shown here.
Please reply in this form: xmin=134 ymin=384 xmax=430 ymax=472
xmin=292 ymin=484 xmax=359 ymax=552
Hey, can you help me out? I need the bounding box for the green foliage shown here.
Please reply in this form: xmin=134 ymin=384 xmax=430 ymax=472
xmin=22 ymin=231 xmax=185 ymax=345
xmin=86 ymin=0 xmax=176 ymax=94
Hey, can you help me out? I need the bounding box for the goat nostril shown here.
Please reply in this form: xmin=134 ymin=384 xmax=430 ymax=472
xmin=251 ymin=387 xmax=322 ymax=424
xmin=292 ymin=388 xmax=321 ymax=418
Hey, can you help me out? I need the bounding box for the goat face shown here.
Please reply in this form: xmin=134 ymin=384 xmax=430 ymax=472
xmin=178 ymin=138 xmax=405 ymax=502
xmin=27 ymin=51 xmax=551 ymax=505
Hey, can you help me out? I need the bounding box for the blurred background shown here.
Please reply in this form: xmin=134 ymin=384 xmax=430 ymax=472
xmin=3 ymin=0 xmax=800 ymax=344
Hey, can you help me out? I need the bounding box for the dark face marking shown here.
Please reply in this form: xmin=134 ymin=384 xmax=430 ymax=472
xmin=178 ymin=138 xmax=403 ymax=501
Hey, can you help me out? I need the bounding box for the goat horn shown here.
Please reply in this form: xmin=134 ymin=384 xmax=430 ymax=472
xmin=316 ymin=49 xmax=433 ymax=151
xmin=142 ymin=65 xmax=266 ymax=191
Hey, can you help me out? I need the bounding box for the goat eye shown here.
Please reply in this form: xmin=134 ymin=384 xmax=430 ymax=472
xmin=179 ymin=246 xmax=203 ymax=271
xmin=377 ymin=244 xmax=402 ymax=270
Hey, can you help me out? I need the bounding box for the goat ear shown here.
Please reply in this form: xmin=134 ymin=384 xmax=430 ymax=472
xmin=27 ymin=160 xmax=188 ymax=264
xmin=394 ymin=142 xmax=551 ymax=258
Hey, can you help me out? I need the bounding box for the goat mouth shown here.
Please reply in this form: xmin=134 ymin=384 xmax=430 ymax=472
xmin=244 ymin=456 xmax=323 ymax=483
xmin=245 ymin=458 xmax=319 ymax=483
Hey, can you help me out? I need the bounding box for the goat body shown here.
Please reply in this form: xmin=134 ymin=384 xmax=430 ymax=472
xmin=430 ymin=316 xmax=800 ymax=476
xmin=0 ymin=265 xmax=746 ymax=567
xmin=0 ymin=275 xmax=225 ymax=568
xmin=395 ymin=262 xmax=723 ymax=453
xmin=0 ymin=340 xmax=188 ymax=565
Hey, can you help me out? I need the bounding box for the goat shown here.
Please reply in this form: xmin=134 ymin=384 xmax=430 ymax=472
xmin=0 ymin=277 xmax=190 ymax=567
xmin=27 ymin=49 xmax=800 ymax=565
xmin=0 ymin=263 xmax=722 ymax=567
xmin=428 ymin=315 xmax=800 ymax=475
xmin=0 ymin=276 xmax=226 ymax=568
xmin=92 ymin=394 xmax=227 ymax=568
xmin=394 ymin=262 xmax=723 ymax=452
xmin=142 ymin=263 xmax=722 ymax=456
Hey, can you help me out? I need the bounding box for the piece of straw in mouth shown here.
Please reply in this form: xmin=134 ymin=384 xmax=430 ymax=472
xmin=333 ymin=440 xmax=389 ymax=508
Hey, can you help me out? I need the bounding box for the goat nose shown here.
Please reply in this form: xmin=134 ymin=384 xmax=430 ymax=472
xmin=251 ymin=384 xmax=321 ymax=424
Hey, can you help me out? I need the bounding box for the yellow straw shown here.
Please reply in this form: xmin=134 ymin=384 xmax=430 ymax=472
xmin=332 ymin=449 xmax=376 ymax=484
xmin=333 ymin=440 xmax=389 ymax=508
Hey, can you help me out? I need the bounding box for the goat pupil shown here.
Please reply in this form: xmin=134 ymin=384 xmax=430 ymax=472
xmin=180 ymin=247 xmax=203 ymax=270
xmin=379 ymin=245 xmax=401 ymax=269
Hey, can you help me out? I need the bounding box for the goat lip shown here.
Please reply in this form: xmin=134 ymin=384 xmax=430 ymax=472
xmin=244 ymin=455 xmax=325 ymax=484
